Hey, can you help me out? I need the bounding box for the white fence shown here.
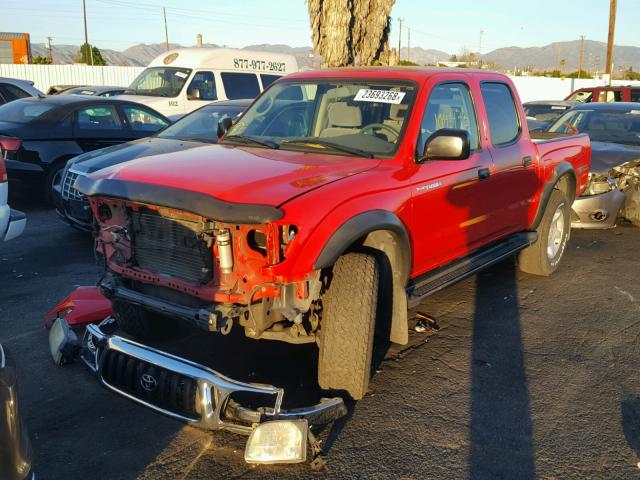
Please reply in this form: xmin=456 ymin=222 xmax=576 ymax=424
xmin=1 ymin=63 xmax=640 ymax=101
xmin=510 ymin=76 xmax=640 ymax=103
xmin=0 ymin=64 xmax=144 ymax=92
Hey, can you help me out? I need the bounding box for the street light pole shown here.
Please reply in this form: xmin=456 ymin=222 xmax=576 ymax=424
xmin=397 ymin=18 xmax=403 ymax=63
xmin=605 ymin=0 xmax=617 ymax=79
xmin=163 ymin=7 xmax=169 ymax=51
xmin=82 ymin=0 xmax=93 ymax=65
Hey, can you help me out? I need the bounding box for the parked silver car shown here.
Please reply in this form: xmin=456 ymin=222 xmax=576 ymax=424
xmin=546 ymin=102 xmax=640 ymax=229
xmin=0 ymin=78 xmax=44 ymax=106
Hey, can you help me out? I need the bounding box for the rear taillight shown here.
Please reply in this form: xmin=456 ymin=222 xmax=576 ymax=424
xmin=0 ymin=137 xmax=21 ymax=182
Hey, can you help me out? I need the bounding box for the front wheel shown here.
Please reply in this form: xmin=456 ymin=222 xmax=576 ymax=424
xmin=519 ymin=189 xmax=571 ymax=276
xmin=317 ymin=252 xmax=381 ymax=400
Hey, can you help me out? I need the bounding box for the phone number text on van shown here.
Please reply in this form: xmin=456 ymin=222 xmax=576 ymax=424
xmin=233 ymin=58 xmax=287 ymax=72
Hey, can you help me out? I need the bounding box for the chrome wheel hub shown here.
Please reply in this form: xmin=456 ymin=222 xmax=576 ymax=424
xmin=547 ymin=206 xmax=565 ymax=259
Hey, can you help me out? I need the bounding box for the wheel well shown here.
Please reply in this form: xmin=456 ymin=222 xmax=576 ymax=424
xmin=350 ymin=229 xmax=410 ymax=345
xmin=555 ymin=172 xmax=577 ymax=204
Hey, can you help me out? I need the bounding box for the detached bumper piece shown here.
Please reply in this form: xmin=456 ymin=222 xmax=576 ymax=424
xmin=81 ymin=324 xmax=346 ymax=436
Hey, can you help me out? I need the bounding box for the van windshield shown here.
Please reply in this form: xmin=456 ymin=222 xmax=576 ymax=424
xmin=223 ymin=80 xmax=416 ymax=157
xmin=127 ymin=67 xmax=192 ymax=98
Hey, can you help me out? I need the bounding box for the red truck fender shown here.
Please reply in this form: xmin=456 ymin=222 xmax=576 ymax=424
xmin=44 ymin=286 xmax=113 ymax=329
xmin=313 ymin=210 xmax=412 ymax=345
xmin=529 ymin=161 xmax=577 ymax=231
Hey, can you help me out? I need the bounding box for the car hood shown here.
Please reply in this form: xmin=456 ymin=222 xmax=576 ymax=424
xmin=590 ymin=141 xmax=640 ymax=175
xmin=87 ymin=144 xmax=381 ymax=207
xmin=69 ymin=137 xmax=210 ymax=174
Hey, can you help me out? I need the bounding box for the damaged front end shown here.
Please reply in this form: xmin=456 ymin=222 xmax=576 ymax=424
xmin=79 ymin=322 xmax=346 ymax=463
xmin=612 ymin=159 xmax=640 ymax=227
xmin=571 ymin=172 xmax=625 ymax=229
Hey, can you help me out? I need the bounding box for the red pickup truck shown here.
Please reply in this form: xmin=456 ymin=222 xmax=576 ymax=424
xmin=76 ymin=68 xmax=590 ymax=407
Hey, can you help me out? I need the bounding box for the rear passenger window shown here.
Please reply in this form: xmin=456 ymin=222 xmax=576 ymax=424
xmin=221 ymin=72 xmax=260 ymax=100
xmin=76 ymin=105 xmax=123 ymax=130
xmin=419 ymin=82 xmax=479 ymax=154
xmin=480 ymin=82 xmax=520 ymax=146
xmin=632 ymin=90 xmax=640 ymax=103
xmin=0 ymin=83 xmax=31 ymax=101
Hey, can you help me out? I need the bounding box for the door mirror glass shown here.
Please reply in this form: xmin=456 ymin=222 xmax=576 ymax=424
xmin=217 ymin=116 xmax=233 ymax=138
xmin=419 ymin=129 xmax=470 ymax=163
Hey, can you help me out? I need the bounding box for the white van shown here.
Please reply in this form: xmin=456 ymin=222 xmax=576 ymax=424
xmin=117 ymin=48 xmax=298 ymax=119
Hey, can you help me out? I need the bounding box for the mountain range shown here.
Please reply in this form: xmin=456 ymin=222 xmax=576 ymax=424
xmin=31 ymin=39 xmax=640 ymax=72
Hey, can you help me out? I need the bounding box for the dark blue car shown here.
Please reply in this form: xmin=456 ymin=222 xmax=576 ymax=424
xmin=56 ymin=99 xmax=251 ymax=231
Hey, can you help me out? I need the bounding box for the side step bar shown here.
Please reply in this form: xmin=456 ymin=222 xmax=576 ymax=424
xmin=407 ymin=231 xmax=537 ymax=307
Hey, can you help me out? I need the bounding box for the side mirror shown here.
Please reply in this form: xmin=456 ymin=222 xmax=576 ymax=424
xmin=418 ymin=129 xmax=470 ymax=163
xmin=217 ymin=116 xmax=233 ymax=138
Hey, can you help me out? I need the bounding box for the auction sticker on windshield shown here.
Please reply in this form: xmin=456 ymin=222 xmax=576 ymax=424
xmin=354 ymin=89 xmax=406 ymax=104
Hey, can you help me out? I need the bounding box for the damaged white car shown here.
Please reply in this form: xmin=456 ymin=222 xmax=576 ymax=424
xmin=546 ymin=102 xmax=640 ymax=228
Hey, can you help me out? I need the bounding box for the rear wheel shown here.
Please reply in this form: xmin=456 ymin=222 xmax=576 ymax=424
xmin=519 ymin=189 xmax=571 ymax=276
xmin=317 ymin=252 xmax=382 ymax=400
xmin=45 ymin=162 xmax=65 ymax=205
xmin=112 ymin=300 xmax=175 ymax=340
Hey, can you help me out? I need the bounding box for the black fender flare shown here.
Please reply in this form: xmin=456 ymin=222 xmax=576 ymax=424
xmin=529 ymin=161 xmax=577 ymax=230
xmin=314 ymin=210 xmax=412 ymax=345
xmin=314 ymin=209 xmax=411 ymax=274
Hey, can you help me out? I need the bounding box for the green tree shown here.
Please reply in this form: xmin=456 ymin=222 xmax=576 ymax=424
xmin=76 ymin=43 xmax=107 ymax=66
xmin=623 ymin=68 xmax=640 ymax=80
xmin=398 ymin=59 xmax=419 ymax=66
xmin=566 ymin=70 xmax=593 ymax=79
xmin=32 ymin=55 xmax=52 ymax=64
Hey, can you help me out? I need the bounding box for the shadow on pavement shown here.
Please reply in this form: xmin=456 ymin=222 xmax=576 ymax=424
xmin=469 ymin=261 xmax=535 ymax=479
xmin=621 ymin=395 xmax=640 ymax=459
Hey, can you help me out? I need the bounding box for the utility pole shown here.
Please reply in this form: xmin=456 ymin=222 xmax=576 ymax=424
xmin=605 ymin=0 xmax=617 ymax=79
xmin=163 ymin=7 xmax=169 ymax=51
xmin=407 ymin=27 xmax=411 ymax=63
xmin=478 ymin=29 xmax=484 ymax=67
xmin=397 ymin=18 xmax=403 ymax=63
xmin=578 ymin=35 xmax=585 ymax=79
xmin=46 ymin=36 xmax=53 ymax=63
xmin=82 ymin=0 xmax=93 ymax=65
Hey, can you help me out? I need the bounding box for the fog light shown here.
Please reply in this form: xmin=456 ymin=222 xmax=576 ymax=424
xmin=244 ymin=420 xmax=308 ymax=464
xmin=49 ymin=317 xmax=78 ymax=365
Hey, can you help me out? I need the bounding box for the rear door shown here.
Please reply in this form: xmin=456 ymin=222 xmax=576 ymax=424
xmin=73 ymin=103 xmax=130 ymax=152
xmin=479 ymin=81 xmax=538 ymax=235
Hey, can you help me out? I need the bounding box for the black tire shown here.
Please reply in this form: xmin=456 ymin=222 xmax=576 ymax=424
xmin=112 ymin=300 xmax=175 ymax=340
xmin=44 ymin=161 xmax=65 ymax=205
xmin=317 ymin=252 xmax=381 ymax=400
xmin=519 ymin=189 xmax=571 ymax=276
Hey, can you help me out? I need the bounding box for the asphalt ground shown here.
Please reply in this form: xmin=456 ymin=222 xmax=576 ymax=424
xmin=2 ymin=198 xmax=640 ymax=479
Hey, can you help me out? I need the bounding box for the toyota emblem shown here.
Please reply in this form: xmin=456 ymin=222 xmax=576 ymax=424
xmin=140 ymin=373 xmax=158 ymax=392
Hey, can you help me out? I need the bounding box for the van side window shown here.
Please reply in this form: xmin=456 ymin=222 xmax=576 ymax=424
xmin=418 ymin=82 xmax=479 ymax=154
xmin=480 ymin=82 xmax=520 ymax=146
xmin=261 ymin=74 xmax=281 ymax=89
xmin=221 ymin=73 xmax=260 ymax=100
xmin=187 ymin=71 xmax=217 ymax=101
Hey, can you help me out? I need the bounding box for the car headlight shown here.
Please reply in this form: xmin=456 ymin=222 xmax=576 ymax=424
xmin=585 ymin=173 xmax=617 ymax=195
xmin=244 ymin=420 xmax=308 ymax=464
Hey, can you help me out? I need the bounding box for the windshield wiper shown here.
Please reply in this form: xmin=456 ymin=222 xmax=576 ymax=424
xmin=222 ymin=135 xmax=279 ymax=149
xmin=281 ymin=138 xmax=374 ymax=158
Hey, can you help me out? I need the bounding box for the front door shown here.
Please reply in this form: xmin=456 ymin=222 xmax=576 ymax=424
xmin=410 ymin=81 xmax=496 ymax=274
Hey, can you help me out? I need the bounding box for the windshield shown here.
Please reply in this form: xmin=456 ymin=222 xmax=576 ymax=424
xmin=0 ymin=99 xmax=55 ymax=123
xmin=128 ymin=67 xmax=192 ymax=98
xmin=224 ymin=80 xmax=416 ymax=157
xmin=524 ymin=104 xmax=571 ymax=123
xmin=567 ymin=90 xmax=593 ymax=103
xmin=159 ymin=104 xmax=246 ymax=142
xmin=548 ymin=108 xmax=640 ymax=146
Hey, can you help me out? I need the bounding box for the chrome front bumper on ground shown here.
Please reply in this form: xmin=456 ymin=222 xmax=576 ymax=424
xmin=80 ymin=324 xmax=346 ymax=435
xmin=571 ymin=188 xmax=625 ymax=229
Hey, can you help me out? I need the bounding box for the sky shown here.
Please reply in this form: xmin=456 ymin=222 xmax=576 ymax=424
xmin=1 ymin=0 xmax=638 ymax=54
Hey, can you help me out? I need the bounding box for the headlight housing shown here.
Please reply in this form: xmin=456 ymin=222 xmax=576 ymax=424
xmin=244 ymin=420 xmax=308 ymax=464
xmin=585 ymin=173 xmax=617 ymax=196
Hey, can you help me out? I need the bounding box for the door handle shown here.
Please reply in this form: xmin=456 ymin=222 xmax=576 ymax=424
xmin=522 ymin=155 xmax=532 ymax=167
xmin=478 ymin=168 xmax=491 ymax=180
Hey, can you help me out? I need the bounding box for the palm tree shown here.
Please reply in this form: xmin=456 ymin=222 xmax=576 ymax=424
xmin=307 ymin=0 xmax=396 ymax=67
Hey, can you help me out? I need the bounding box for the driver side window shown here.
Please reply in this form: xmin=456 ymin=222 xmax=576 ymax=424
xmin=418 ymin=83 xmax=479 ymax=154
xmin=187 ymin=71 xmax=217 ymax=101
